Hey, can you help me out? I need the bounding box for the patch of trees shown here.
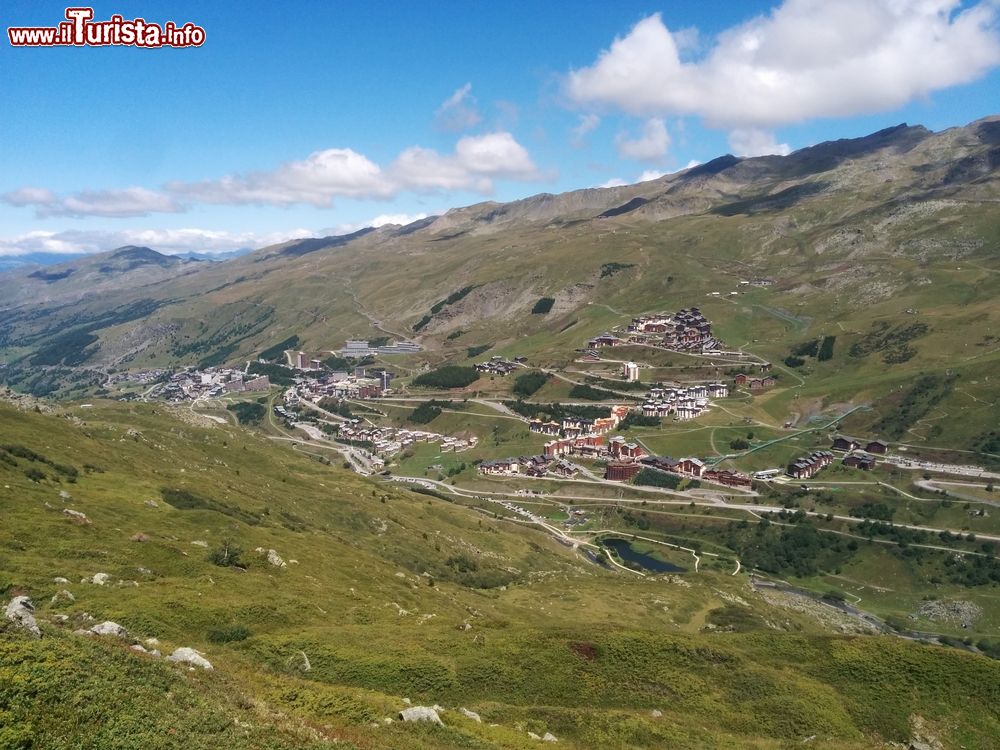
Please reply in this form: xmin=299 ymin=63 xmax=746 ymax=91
xmin=726 ymin=517 xmax=852 ymax=578
xmin=322 ymin=355 xmax=352 ymax=371
xmin=618 ymin=412 xmax=660 ymax=430
xmin=258 ymin=335 xmax=299 ymax=362
xmin=409 ymin=400 xmax=449 ymax=424
xmin=600 ymin=262 xmax=635 ymax=278
xmin=568 ymin=383 xmax=617 ymax=400
xmin=446 ymin=330 xmax=464 ymax=340
xmin=466 ymin=344 xmax=492 ymax=358
xmin=633 ymin=468 xmax=681 ymax=489
xmin=414 ymin=286 xmax=479 ymax=332
xmin=849 ymin=321 xmax=929 ymax=364
xmin=873 ymin=373 xmax=956 ymax=439
xmin=786 ymin=335 xmax=835 ymax=366
xmin=849 ymin=502 xmax=895 ymax=521
xmin=319 ymin=398 xmax=353 ymax=418
xmin=817 ymin=335 xmax=836 ymax=361
xmin=512 ymin=370 xmax=548 ymax=398
xmin=412 ymin=365 xmax=480 ymax=389
xmin=531 ymin=297 xmax=555 ymax=314
xmin=791 ymin=340 xmax=820 ymax=358
xmin=503 ymin=400 xmax=610 ymax=421
xmin=247 ymin=361 xmax=297 ymax=386
xmin=431 ymin=286 xmax=477 ymax=315
xmin=161 ymin=488 xmax=261 ymax=526
xmin=0 ymin=445 xmax=77 ymax=481
xmin=729 ymin=438 xmax=750 ymax=450
xmin=226 ymin=402 xmax=266 ymax=425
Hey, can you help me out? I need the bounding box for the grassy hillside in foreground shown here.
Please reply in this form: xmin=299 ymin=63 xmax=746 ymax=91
xmin=2 ymin=400 xmax=1000 ymax=749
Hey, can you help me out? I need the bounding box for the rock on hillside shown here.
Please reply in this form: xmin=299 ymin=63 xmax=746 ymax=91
xmin=5 ymin=596 xmax=41 ymax=638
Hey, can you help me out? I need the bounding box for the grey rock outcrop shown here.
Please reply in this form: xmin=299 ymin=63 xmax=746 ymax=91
xmin=166 ymin=647 xmax=213 ymax=670
xmin=459 ymin=707 xmax=481 ymax=722
xmin=5 ymin=596 xmax=41 ymax=638
xmin=543 ymin=732 xmax=559 ymax=742
xmin=90 ymin=621 xmax=128 ymax=638
xmin=398 ymin=706 xmax=443 ymax=725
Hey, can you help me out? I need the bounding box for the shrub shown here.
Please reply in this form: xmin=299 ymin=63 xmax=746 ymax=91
xmin=207 ymin=624 xmax=251 ymax=643
xmin=208 ymin=541 xmax=244 ymax=568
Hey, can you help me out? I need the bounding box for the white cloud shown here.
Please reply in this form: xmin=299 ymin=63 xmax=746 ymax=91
xmin=4 ymin=133 xmax=542 ymax=218
xmin=615 ymin=118 xmax=670 ymax=162
xmin=684 ymin=159 xmax=702 ymax=170
xmin=728 ymin=128 xmax=792 ymax=156
xmin=434 ymin=83 xmax=483 ymax=131
xmin=637 ymin=169 xmax=666 ymax=182
xmin=597 ymin=178 xmax=627 ymax=188
xmin=390 ymin=132 xmax=540 ymax=193
xmin=567 ymin=2 xmax=1000 ymax=128
xmin=3 ymin=186 xmax=182 ymax=218
xmin=571 ymin=113 xmax=601 ymax=147
xmin=169 ymin=148 xmax=393 ymax=207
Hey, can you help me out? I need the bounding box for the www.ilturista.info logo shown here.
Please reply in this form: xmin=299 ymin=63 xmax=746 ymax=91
xmin=8 ymin=7 xmax=205 ymax=48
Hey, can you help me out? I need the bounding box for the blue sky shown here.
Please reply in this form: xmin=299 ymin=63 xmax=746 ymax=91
xmin=2 ymin=0 xmax=999 ymax=257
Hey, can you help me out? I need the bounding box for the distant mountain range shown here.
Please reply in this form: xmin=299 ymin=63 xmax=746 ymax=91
xmin=1 ymin=115 xmax=998 ymax=446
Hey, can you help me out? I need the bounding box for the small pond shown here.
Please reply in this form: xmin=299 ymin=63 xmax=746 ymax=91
xmin=600 ymin=537 xmax=686 ymax=573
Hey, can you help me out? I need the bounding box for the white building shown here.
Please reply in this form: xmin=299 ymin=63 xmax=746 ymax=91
xmin=623 ymin=361 xmax=640 ymax=382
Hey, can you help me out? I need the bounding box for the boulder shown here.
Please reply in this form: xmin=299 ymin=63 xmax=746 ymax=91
xmin=72 ymin=628 xmax=94 ymax=637
xmin=166 ymin=647 xmax=213 ymax=670
xmin=53 ymin=577 xmax=69 ymax=584
xmin=5 ymin=596 xmax=41 ymax=638
xmin=398 ymin=707 xmax=443 ymax=725
xmin=528 ymin=732 xmax=541 ymax=740
xmin=255 ymin=548 xmax=287 ymax=568
xmin=144 ymin=500 xmax=158 ymax=508
xmin=50 ymin=589 xmax=75 ymax=606
xmin=130 ymin=644 xmax=148 ymax=654
xmin=63 ymin=508 xmax=90 ymax=523
xmin=90 ymin=621 xmax=128 ymax=638
xmin=130 ymin=533 xmax=151 ymax=543
xmin=191 ymin=540 xmax=208 ymax=548
xmin=88 ymin=573 xmax=110 ymax=586
xmin=651 ymin=709 xmax=663 ymax=718
xmin=543 ymin=732 xmax=559 ymax=742
xmin=459 ymin=707 xmax=482 ymax=723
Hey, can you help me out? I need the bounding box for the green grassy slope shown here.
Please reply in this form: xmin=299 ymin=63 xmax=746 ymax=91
xmin=2 ymin=400 xmax=1000 ymax=749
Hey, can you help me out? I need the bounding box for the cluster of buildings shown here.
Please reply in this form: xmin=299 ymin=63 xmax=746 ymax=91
xmin=786 ymin=451 xmax=835 ymax=479
xmin=587 ymin=307 xmax=720 ymax=353
xmin=335 ymin=422 xmax=478 ymax=457
xmin=639 ymin=383 xmax=728 ymax=421
xmin=474 ymin=356 xmax=525 ymax=375
xmin=287 ymin=369 xmax=391 ymax=403
xmin=616 ymin=455 xmax=751 ymax=487
xmin=155 ymin=368 xmax=270 ymax=402
xmin=479 ymin=455 xmax=579 ymax=478
xmin=831 ymin=435 xmax=886 ymax=471
xmin=529 ymin=405 xmax=632 ymax=439
xmin=335 ymin=339 xmax=423 ymax=358
xmin=734 ymin=372 xmax=777 ymax=391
